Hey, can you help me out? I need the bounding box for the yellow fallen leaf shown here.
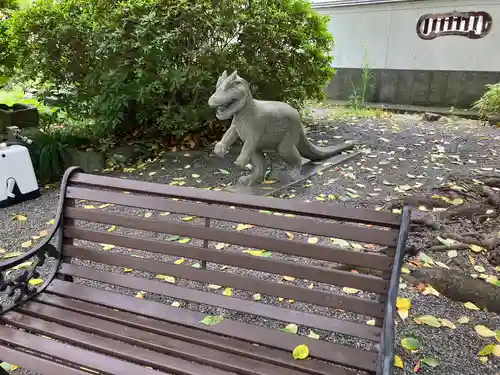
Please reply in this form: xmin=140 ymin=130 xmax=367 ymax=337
xmin=475 ymin=325 xmax=496 ymax=338
xmin=307 ymin=330 xmax=320 ymax=339
xmin=28 ymin=279 xmax=44 ymax=286
xmin=292 ymin=344 xmax=309 ymax=360
xmin=278 ymin=297 xmax=285 ymax=302
xmin=366 ymin=319 xmax=376 ymax=326
xmin=0 ymin=247 xmax=4 ymax=253
xmin=123 ymin=268 xmax=133 ymax=273
xmin=307 ymin=237 xmax=319 ymax=245
xmin=398 ymin=309 xmax=409 ymax=320
xmin=401 ymin=267 xmax=410 ymax=274
xmin=48 ymin=219 xmax=55 ymax=225
xmin=464 ymin=301 xmax=480 ymax=310
xmin=421 ymin=285 xmax=440 ymax=296
xmin=174 ymin=258 xmax=185 ymax=265
xmin=394 ymin=355 xmax=404 ymax=368
xmin=171 ymin=301 xmax=181 ymax=307
xmin=208 ymin=284 xmax=222 ymax=290
xmin=178 ymin=238 xmax=191 ymax=244
xmin=12 ymin=214 xmax=27 ymax=221
xmin=135 ymin=291 xmax=146 ymax=299
xmin=242 ymin=249 xmax=272 ymax=257
xmin=107 ymin=225 xmax=117 ymax=232
xmin=308 ymin=283 xmax=314 ymax=289
xmin=39 ymin=230 xmax=48 ymax=237
xmin=1 ymin=251 xmax=22 ymax=259
xmin=181 ymin=216 xmax=194 ymax=221
xmin=155 ymin=275 xmax=176 ymax=284
xmin=282 ymin=276 xmax=296 ymax=282
xmin=144 ymin=212 xmax=153 ymax=218
xmin=12 ymin=261 xmax=33 ymax=270
xmin=281 ymin=323 xmax=298 ymax=334
xmin=286 ymin=232 xmax=294 ymax=240
xmin=101 ymin=244 xmax=115 ymax=251
xmin=478 ymin=356 xmax=488 ymax=363
xmin=457 ymin=316 xmax=470 ymax=324
xmin=21 ymin=240 xmax=32 ymax=248
xmin=493 ymin=344 xmax=500 ymax=357
xmin=253 ymin=293 xmax=262 ymax=301
xmin=396 ymin=297 xmax=411 ymax=310
xmin=160 ymin=212 xmax=171 ymax=216
xmin=99 ymin=203 xmax=112 ymax=209
xmin=236 ymin=223 xmax=254 ymax=231
xmin=343 ymin=287 xmax=359 ymax=295
xmin=469 ymin=244 xmax=484 ymax=253
xmin=440 ymin=318 xmax=456 ymax=329
xmin=486 ymin=275 xmax=498 ymax=285
xmin=215 ymin=242 xmax=229 ymax=250
xmin=149 ymin=171 xmax=156 ymax=176
xmin=474 ymin=265 xmax=486 ymax=273
xmin=223 ymin=287 xmax=232 ymax=296
xmin=414 ymin=315 xmax=441 ymax=328
xmin=83 ymin=205 xmax=95 ymax=209
xmin=31 ymin=235 xmax=40 ymax=240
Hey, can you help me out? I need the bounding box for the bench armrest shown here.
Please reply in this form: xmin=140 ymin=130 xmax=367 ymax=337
xmin=377 ymin=206 xmax=411 ymax=375
xmin=0 ymin=166 xmax=81 ymax=314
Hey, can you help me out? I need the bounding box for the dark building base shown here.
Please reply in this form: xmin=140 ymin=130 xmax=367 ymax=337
xmin=325 ymin=68 xmax=500 ymax=109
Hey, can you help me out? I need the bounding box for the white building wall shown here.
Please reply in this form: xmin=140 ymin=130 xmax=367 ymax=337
xmin=311 ymin=0 xmax=500 ymax=72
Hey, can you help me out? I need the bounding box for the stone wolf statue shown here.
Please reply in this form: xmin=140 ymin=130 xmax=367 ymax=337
xmin=208 ymin=70 xmax=352 ymax=186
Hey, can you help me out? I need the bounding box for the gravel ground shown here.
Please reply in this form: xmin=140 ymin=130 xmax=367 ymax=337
xmin=1 ymin=110 xmax=499 ymax=375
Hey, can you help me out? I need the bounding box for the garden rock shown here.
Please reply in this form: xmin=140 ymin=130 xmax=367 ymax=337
xmin=422 ymin=112 xmax=442 ymax=121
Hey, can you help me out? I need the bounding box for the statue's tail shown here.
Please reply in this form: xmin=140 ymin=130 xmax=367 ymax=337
xmin=297 ymin=131 xmax=355 ymax=161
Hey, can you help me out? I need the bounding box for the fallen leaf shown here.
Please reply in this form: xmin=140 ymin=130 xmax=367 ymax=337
xmin=236 ymin=223 xmax=254 ymax=231
xmin=219 ymin=168 xmax=230 ymax=175
xmin=28 ymin=279 xmax=44 ymax=286
xmin=474 ymin=265 xmax=486 ymax=273
xmin=99 ymin=203 xmax=112 ymax=209
xmin=421 ymin=357 xmax=439 ymax=368
xmin=144 ymin=212 xmax=153 ymax=218
xmin=282 ymin=276 xmax=296 ymax=281
xmin=396 ymin=297 xmax=411 ymax=310
xmin=178 ymin=237 xmax=191 ymax=244
xmin=166 ymin=235 xmax=180 ymax=241
xmin=0 ymin=363 xmax=19 ymax=372
xmin=286 ymin=232 xmax=294 ymax=240
xmin=436 ymin=236 xmax=457 ymax=247
xmin=181 ymin=216 xmax=194 ymax=221
xmin=107 ymin=225 xmax=117 ymax=232
xmin=208 ymin=284 xmax=222 ymax=290
xmin=366 ymin=319 xmax=376 ymax=326
xmin=135 ymin=291 xmax=146 ymax=299
xmin=330 ymin=238 xmax=350 ymax=248
xmin=469 ymin=244 xmax=484 ymax=253
xmin=413 ymin=360 xmax=421 ymax=373
xmin=280 ymin=323 xmax=298 ymax=334
xmin=464 ymin=301 xmax=480 ymax=310
xmin=440 ymin=318 xmax=456 ymax=329
xmin=223 ymin=287 xmax=232 ymax=296
xmin=243 ymin=249 xmax=272 ymax=257
xmin=101 ymin=244 xmax=115 ymax=251
xmin=448 ymin=250 xmax=458 ymax=258
xmin=155 ymin=275 xmax=176 ymax=284
xmin=12 ymin=214 xmax=27 ymax=221
xmin=421 ymin=285 xmax=440 ymax=296
xmin=414 ymin=315 xmax=441 ymax=328
xmin=401 ymin=337 xmax=420 ymax=351
xmin=419 ymin=252 xmax=434 ymax=265
xmin=149 ymin=171 xmax=156 ymax=176
xmin=83 ymin=205 xmax=95 ymax=210
xmin=343 ymin=287 xmax=359 ymax=294
xmin=394 ymin=355 xmax=404 ymax=368
xmin=457 ymin=316 xmax=470 ymax=324
xmin=307 ymin=330 xmax=320 ymax=339
xmin=475 ymin=325 xmax=496 ymax=338
xmin=292 ymin=344 xmax=309 ymax=360
xmin=215 ymin=242 xmax=229 ymax=250
xmin=1 ymin=251 xmax=22 ymax=259
xmin=171 ymin=301 xmax=181 ymax=307
xmin=307 ymin=237 xmax=319 ymax=245
xmin=253 ymin=293 xmax=262 ymax=301
xmin=123 ymin=268 xmax=133 ymax=273
xmin=200 ymin=315 xmax=224 ymax=326
xmin=478 ymin=356 xmax=488 ymax=363
xmin=21 ymin=240 xmax=32 ymax=248
xmin=39 ymin=230 xmax=49 ymax=237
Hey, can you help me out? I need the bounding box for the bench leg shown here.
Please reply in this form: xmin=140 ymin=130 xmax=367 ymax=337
xmin=201 ymin=216 xmax=210 ymax=269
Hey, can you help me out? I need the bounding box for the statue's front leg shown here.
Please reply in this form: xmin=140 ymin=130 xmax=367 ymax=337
xmin=238 ymin=151 xmax=266 ymax=186
xmin=214 ymin=125 xmax=239 ymax=158
xmin=234 ymin=137 xmax=258 ymax=168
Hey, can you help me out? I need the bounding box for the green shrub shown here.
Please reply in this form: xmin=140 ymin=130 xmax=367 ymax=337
xmin=9 ymin=0 xmax=334 ymax=140
xmin=474 ymin=83 xmax=500 ymax=119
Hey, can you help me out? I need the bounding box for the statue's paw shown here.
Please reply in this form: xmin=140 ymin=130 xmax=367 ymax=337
xmin=238 ymin=175 xmax=259 ymax=186
xmin=234 ymin=156 xmax=250 ymax=168
xmin=213 ymin=143 xmax=227 ymax=158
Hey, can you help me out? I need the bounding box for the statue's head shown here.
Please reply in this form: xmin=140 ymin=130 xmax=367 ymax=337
xmin=208 ymin=70 xmax=250 ymax=120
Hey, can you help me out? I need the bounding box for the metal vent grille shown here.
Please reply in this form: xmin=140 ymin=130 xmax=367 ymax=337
xmin=417 ymin=11 xmax=493 ymax=40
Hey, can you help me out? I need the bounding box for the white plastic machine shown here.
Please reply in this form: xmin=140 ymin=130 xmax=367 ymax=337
xmin=0 ymin=142 xmax=40 ymax=208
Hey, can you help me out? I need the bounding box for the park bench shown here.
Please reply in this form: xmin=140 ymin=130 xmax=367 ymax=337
xmin=0 ymin=166 xmax=410 ymax=375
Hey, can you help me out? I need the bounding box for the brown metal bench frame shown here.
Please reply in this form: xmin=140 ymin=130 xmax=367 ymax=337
xmin=0 ymin=166 xmax=410 ymax=375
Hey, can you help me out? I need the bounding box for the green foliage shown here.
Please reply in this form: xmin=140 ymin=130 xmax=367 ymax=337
xmin=0 ymin=87 xmax=54 ymax=114
xmin=349 ymin=40 xmax=373 ymax=110
xmin=474 ymin=83 xmax=500 ymax=119
xmin=8 ymin=0 xmax=334 ymax=140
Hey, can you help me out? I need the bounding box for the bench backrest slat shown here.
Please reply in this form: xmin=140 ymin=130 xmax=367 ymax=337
xmin=66 ymin=186 xmax=398 ymax=246
xmin=65 ymin=207 xmax=394 ymax=271
xmin=62 ymin=245 xmax=386 ymax=318
xmin=70 ymin=172 xmax=401 ymax=227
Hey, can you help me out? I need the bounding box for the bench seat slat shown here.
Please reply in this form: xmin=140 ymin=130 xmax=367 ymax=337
xmin=69 ymin=172 xmax=401 ymax=227
xmin=0 ymin=325 xmax=165 ymax=375
xmin=15 ymin=302 xmax=328 ymax=375
xmin=33 ymin=293 xmax=362 ymax=375
xmin=65 ymin=207 xmax=394 ymax=271
xmin=45 ymin=280 xmax=378 ymax=372
xmin=64 ymin=226 xmax=389 ymax=294
xmin=0 ymin=344 xmax=89 ymax=375
xmin=61 ymin=245 xmax=385 ymax=317
xmin=58 ymin=262 xmax=382 ymax=341
xmin=1 ymin=312 xmax=235 ymax=375
xmin=65 ymin=186 xmax=398 ymax=246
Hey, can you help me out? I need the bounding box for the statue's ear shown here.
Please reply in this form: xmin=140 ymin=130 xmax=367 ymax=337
xmin=228 ymin=70 xmax=238 ymax=80
xmin=216 ymin=70 xmax=228 ymax=88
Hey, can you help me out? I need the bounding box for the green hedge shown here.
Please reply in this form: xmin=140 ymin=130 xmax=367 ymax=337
xmin=8 ymin=0 xmax=334 ymax=140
